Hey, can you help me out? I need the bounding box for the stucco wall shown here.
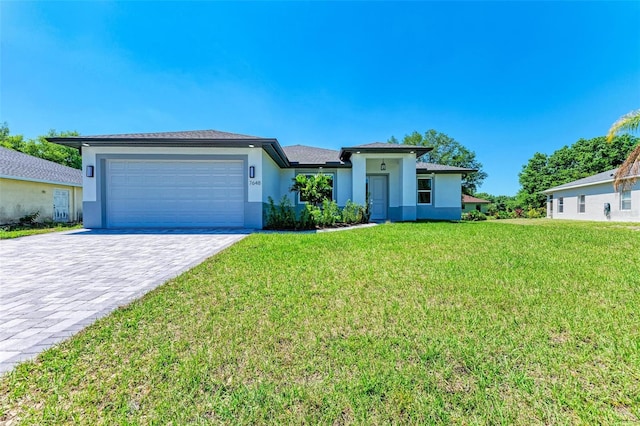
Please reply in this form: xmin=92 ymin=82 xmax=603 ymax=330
xmin=261 ymin=151 xmax=281 ymax=203
xmin=0 ymin=178 xmax=82 ymax=224
xmin=548 ymin=180 xmax=640 ymax=222
xmin=416 ymin=173 xmax=463 ymax=221
xmin=462 ymin=203 xmax=488 ymax=213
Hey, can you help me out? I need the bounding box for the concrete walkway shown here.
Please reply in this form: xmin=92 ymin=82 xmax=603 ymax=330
xmin=0 ymin=228 xmax=249 ymax=374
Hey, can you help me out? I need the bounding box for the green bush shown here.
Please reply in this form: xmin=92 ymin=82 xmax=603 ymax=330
xmin=526 ymin=207 xmax=546 ymax=219
xmin=265 ymin=196 xmax=296 ymax=229
xmin=342 ymin=200 xmax=365 ymax=224
xmin=462 ymin=210 xmax=487 ymax=221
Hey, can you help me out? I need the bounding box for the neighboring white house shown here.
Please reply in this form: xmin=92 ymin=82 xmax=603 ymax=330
xmin=0 ymin=146 xmax=82 ymax=224
xmin=49 ymin=130 xmax=475 ymax=229
xmin=543 ymin=168 xmax=640 ymax=222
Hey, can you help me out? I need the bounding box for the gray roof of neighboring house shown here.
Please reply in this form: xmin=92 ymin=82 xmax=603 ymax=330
xmin=416 ymin=162 xmax=477 ymax=173
xmin=0 ymin=146 xmax=82 ymax=186
xmin=542 ymin=168 xmax=636 ymax=193
xmin=283 ymin=145 xmax=346 ymax=166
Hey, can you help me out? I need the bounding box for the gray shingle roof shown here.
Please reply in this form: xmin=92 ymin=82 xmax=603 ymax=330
xmin=416 ymin=162 xmax=477 ymax=173
xmin=282 ymin=145 xmax=345 ymax=165
xmin=78 ymin=129 xmax=261 ymax=139
xmin=0 ymin=147 xmax=82 ymax=186
xmin=542 ymin=168 xmax=640 ymax=193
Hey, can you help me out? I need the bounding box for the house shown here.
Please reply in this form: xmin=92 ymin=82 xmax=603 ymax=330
xmin=542 ymin=168 xmax=639 ymax=222
xmin=462 ymin=194 xmax=490 ymax=214
xmin=0 ymin=146 xmax=82 ymax=224
xmin=48 ymin=130 xmax=475 ymax=229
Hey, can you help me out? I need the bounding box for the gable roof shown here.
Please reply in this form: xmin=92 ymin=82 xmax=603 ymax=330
xmin=0 ymin=146 xmax=82 ymax=186
xmin=542 ymin=168 xmax=640 ymax=193
xmin=416 ymin=162 xmax=477 ymax=174
xmin=282 ymin=145 xmax=346 ymax=167
xmin=462 ymin=194 xmax=490 ymax=204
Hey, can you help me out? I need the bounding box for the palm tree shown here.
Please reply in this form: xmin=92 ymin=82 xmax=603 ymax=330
xmin=607 ymin=109 xmax=640 ymax=190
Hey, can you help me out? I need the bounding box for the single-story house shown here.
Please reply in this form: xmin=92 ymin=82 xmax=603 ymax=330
xmin=0 ymin=146 xmax=82 ymax=224
xmin=543 ymin=168 xmax=639 ymax=222
xmin=49 ymin=130 xmax=475 ymax=229
xmin=462 ymin=194 xmax=490 ymax=213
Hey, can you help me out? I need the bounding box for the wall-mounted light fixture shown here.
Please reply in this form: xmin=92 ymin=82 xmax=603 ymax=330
xmin=249 ymin=165 xmax=255 ymax=179
xmin=380 ymin=160 xmax=386 ymax=171
xmin=86 ymin=165 xmax=95 ymax=177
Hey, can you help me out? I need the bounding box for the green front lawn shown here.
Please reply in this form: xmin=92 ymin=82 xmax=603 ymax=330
xmin=1 ymin=222 xmax=639 ymax=424
xmin=0 ymin=223 xmax=82 ymax=239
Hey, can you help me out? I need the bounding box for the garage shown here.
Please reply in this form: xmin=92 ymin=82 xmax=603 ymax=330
xmin=106 ymin=159 xmax=245 ymax=227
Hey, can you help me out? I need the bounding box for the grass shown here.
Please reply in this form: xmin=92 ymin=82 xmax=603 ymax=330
xmin=1 ymin=221 xmax=639 ymax=424
xmin=0 ymin=223 xmax=82 ymax=239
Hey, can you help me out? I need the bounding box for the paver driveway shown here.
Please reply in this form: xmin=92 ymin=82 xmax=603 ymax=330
xmin=0 ymin=228 xmax=249 ymax=374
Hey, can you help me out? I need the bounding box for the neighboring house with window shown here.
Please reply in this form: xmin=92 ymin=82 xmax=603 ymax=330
xmin=461 ymin=194 xmax=490 ymax=214
xmin=49 ymin=130 xmax=475 ymax=228
xmin=0 ymin=146 xmax=82 ymax=224
xmin=543 ymin=168 xmax=639 ymax=222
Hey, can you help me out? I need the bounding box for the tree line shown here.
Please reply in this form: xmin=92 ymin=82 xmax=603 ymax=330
xmin=0 ymin=123 xmax=81 ymax=169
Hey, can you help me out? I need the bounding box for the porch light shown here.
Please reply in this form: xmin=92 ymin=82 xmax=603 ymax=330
xmin=249 ymin=166 xmax=255 ymax=179
xmin=86 ymin=165 xmax=94 ymax=177
xmin=380 ymin=160 xmax=386 ymax=171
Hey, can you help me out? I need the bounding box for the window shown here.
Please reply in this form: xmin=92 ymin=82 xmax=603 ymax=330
xmin=621 ymin=190 xmax=631 ymax=210
xmin=296 ymin=173 xmax=334 ymax=204
xmin=417 ymin=177 xmax=432 ymax=204
xmin=558 ymin=197 xmax=564 ymax=213
xmin=578 ymin=195 xmax=585 ymax=213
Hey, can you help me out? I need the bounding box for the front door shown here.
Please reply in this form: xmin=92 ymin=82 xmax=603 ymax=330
xmin=367 ymin=175 xmax=388 ymax=221
xmin=53 ymin=189 xmax=70 ymax=222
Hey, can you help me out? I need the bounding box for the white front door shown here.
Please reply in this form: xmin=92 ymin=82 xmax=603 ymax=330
xmin=53 ymin=189 xmax=70 ymax=222
xmin=367 ymin=175 xmax=388 ymax=221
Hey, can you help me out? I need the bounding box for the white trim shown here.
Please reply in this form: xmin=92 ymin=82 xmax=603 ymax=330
xmin=0 ymin=174 xmax=82 ymax=187
xmin=417 ymin=176 xmax=432 ymax=205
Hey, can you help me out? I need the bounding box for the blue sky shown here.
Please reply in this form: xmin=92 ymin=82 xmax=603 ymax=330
xmin=2 ymin=1 xmax=639 ymax=195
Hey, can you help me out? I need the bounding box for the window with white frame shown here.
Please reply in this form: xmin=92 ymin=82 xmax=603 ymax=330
xmin=417 ymin=177 xmax=432 ymax=204
xmin=621 ymin=190 xmax=631 ymax=210
xmin=558 ymin=197 xmax=564 ymax=213
xmin=296 ymin=173 xmax=334 ymax=204
xmin=578 ymin=195 xmax=585 ymax=213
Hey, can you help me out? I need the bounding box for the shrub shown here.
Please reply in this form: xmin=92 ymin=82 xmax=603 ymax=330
xmin=265 ymin=196 xmax=296 ymax=229
xmin=341 ymin=200 xmax=366 ymax=224
xmin=462 ymin=210 xmax=487 ymax=221
xmin=319 ymin=200 xmax=341 ymax=227
xmin=18 ymin=211 xmax=40 ymax=227
xmin=526 ymin=207 xmax=546 ymax=219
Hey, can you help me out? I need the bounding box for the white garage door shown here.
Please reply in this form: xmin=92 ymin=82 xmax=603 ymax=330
xmin=106 ymin=160 xmax=245 ymax=228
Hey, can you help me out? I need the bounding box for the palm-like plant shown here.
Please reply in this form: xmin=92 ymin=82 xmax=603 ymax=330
xmin=607 ymin=109 xmax=640 ymax=190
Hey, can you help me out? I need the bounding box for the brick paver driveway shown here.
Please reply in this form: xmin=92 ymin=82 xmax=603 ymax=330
xmin=0 ymin=228 xmax=249 ymax=374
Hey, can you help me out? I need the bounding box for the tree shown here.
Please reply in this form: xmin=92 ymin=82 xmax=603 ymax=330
xmin=607 ymin=109 xmax=640 ymax=190
xmin=0 ymin=123 xmax=81 ymax=169
xmin=290 ymin=174 xmax=333 ymax=207
xmin=388 ymin=129 xmax=487 ymax=194
xmin=516 ymin=134 xmax=639 ymax=208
